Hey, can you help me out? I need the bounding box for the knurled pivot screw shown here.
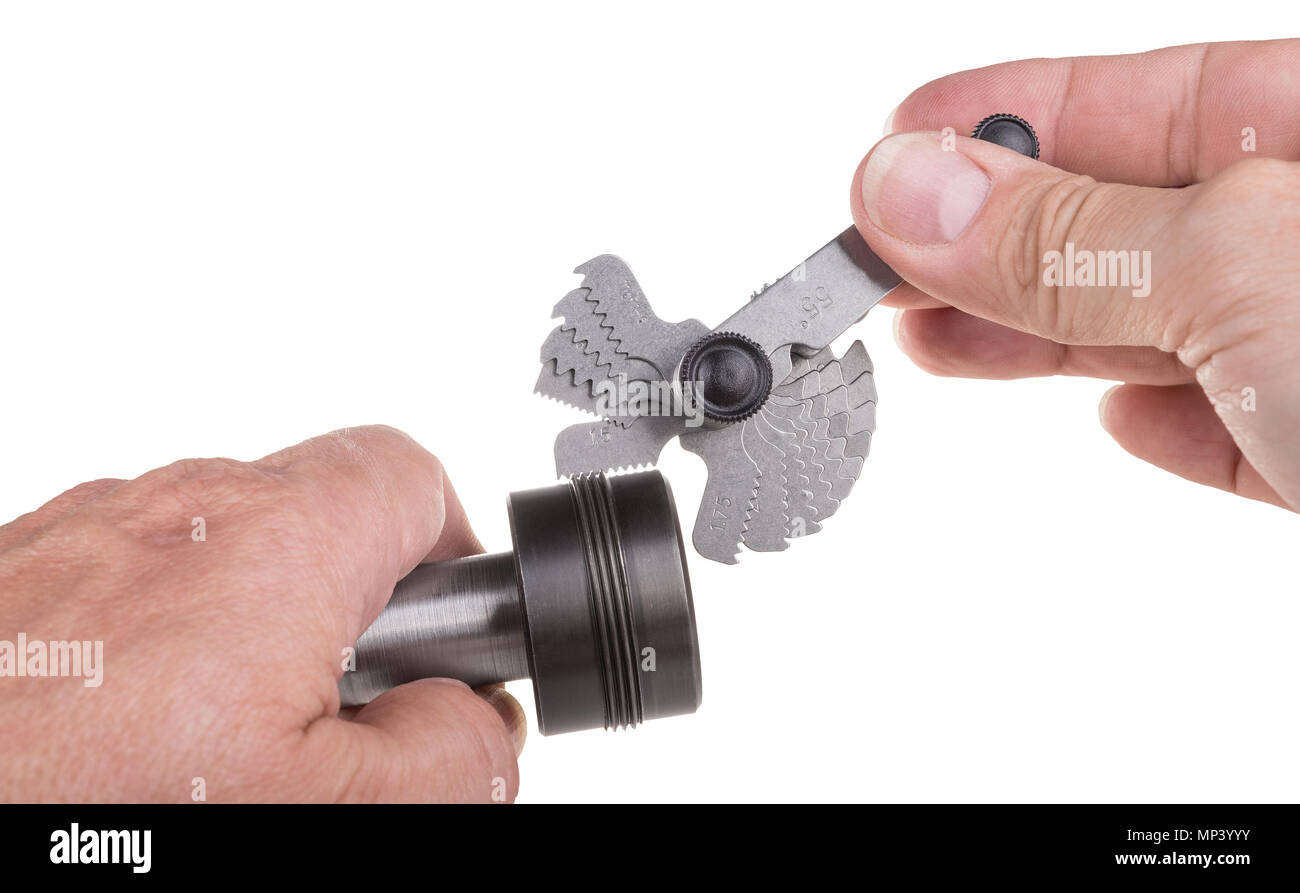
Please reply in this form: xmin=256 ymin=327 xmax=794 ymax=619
xmin=678 ymin=331 xmax=773 ymax=424
xmin=971 ymin=113 xmax=1040 ymax=160
xmin=338 ymin=470 xmax=702 ymax=735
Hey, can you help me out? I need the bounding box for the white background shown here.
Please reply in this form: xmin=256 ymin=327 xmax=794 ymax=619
xmin=1 ymin=2 xmax=1296 ymax=803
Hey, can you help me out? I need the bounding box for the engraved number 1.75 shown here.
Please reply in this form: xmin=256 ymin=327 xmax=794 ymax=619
xmin=709 ymin=494 xmax=731 ymax=531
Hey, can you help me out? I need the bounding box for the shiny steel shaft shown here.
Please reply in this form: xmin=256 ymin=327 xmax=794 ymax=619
xmin=339 ymin=552 xmax=529 ymax=706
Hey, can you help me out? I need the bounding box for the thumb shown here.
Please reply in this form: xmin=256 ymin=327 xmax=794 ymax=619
xmin=299 ymin=678 xmax=524 ymax=802
xmin=852 ymin=132 xmax=1300 ymax=510
xmin=850 ymin=131 xmax=1199 ymax=350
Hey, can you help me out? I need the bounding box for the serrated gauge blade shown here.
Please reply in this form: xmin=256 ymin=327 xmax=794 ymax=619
xmin=713 ymin=228 xmax=901 ymax=356
xmin=554 ymin=414 xmax=687 ymax=477
xmin=539 ymin=240 xmax=888 ymax=563
xmin=573 ymin=255 xmax=710 ymax=378
xmin=738 ymin=415 xmax=791 ymax=552
xmin=679 ymin=424 xmax=758 ymax=565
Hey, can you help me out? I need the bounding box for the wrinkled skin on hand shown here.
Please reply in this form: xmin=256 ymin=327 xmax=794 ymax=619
xmin=854 ymin=39 xmax=1300 ymax=511
xmin=0 ymin=426 xmax=525 ymax=802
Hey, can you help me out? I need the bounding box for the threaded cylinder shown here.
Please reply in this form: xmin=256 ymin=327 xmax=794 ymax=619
xmin=568 ymin=473 xmax=643 ymax=729
xmin=510 ymin=470 xmax=700 ymax=736
xmin=337 ymin=470 xmax=701 ymax=736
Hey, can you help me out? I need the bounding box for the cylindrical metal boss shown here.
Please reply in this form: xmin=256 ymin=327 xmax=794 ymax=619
xmin=339 ymin=470 xmax=702 ymax=735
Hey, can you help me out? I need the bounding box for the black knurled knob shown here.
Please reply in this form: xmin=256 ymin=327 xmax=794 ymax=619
xmin=971 ymin=113 xmax=1040 ymax=160
xmin=678 ymin=331 xmax=773 ymax=424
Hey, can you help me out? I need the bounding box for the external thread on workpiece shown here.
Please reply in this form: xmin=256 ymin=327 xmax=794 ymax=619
xmin=568 ymin=473 xmax=644 ymax=730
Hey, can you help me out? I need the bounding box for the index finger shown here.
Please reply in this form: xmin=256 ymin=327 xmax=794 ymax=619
xmin=888 ymin=39 xmax=1300 ymax=186
xmin=255 ymin=425 xmax=477 ymax=644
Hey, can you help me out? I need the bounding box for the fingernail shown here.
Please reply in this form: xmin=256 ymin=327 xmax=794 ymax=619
xmin=476 ymin=685 xmax=527 ymax=756
xmin=1098 ymin=384 xmax=1121 ymax=430
xmin=882 ymin=103 xmax=899 ymax=136
xmin=892 ymin=309 xmax=906 ymax=349
xmin=860 ymin=132 xmax=990 ymax=244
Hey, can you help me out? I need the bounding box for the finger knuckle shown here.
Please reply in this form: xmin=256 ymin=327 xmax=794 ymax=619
xmin=307 ymin=427 xmax=444 ymax=520
xmin=1185 ymin=157 xmax=1300 ymax=246
xmin=1168 ymin=159 xmax=1300 ymax=357
xmin=8 ymin=509 xmax=144 ymax=567
xmin=437 ymin=685 xmax=519 ymax=797
xmin=322 ymin=425 xmax=422 ymax=463
xmin=56 ymin=478 xmax=125 ymax=505
xmin=995 ymin=173 xmax=1106 ymax=341
xmin=352 ymin=426 xmax=444 ymax=487
xmin=110 ymin=457 xmax=286 ymax=543
xmin=153 ymin=457 xmax=282 ymax=511
xmin=1204 ymin=156 xmax=1297 ymax=199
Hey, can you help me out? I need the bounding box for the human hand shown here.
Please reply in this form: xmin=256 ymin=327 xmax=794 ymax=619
xmin=852 ymin=39 xmax=1300 ymax=510
xmin=0 ymin=425 xmax=525 ymax=802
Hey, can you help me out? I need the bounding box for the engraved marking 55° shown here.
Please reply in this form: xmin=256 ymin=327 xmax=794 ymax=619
xmin=798 ymin=285 xmax=832 ymax=329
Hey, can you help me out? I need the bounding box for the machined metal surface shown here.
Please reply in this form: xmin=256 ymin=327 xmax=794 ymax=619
xmin=339 ymin=552 xmax=530 ymax=700
xmin=339 ymin=470 xmax=701 ymax=735
xmin=537 ymin=116 xmax=1041 ymax=564
xmin=539 ymin=229 xmax=894 ymax=564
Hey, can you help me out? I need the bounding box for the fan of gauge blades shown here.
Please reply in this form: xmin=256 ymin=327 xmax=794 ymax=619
xmin=536 ymin=254 xmax=877 ymax=564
